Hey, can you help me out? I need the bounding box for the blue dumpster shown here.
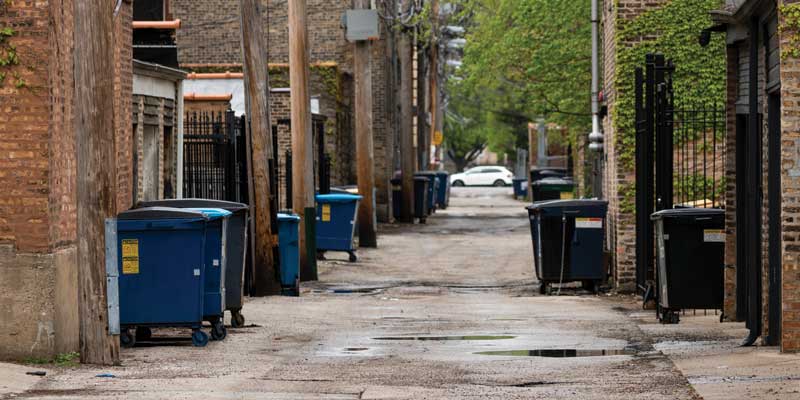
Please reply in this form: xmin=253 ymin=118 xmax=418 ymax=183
xmin=116 ymin=207 xmax=211 ymax=347
xmin=278 ymin=213 xmax=301 ymax=296
xmin=527 ymin=200 xmax=608 ymax=295
xmin=316 ymin=193 xmax=362 ymax=262
xmin=187 ymin=208 xmax=232 ymax=341
xmin=434 ymin=171 xmax=450 ymax=209
xmin=136 ymin=199 xmax=250 ymax=328
xmin=512 ymin=178 xmax=529 ymax=199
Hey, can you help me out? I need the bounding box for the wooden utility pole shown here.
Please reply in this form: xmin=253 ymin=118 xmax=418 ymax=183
xmin=239 ymin=0 xmax=281 ymax=295
xmin=428 ymin=0 xmax=440 ymax=170
xmin=354 ymin=0 xmax=378 ymax=247
xmin=74 ymin=0 xmax=119 ymax=365
xmin=289 ymin=0 xmax=318 ymax=280
xmin=398 ymin=0 xmax=415 ymax=223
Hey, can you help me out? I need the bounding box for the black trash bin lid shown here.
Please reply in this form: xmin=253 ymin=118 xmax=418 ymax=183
xmin=532 ymin=177 xmax=574 ymax=187
xmin=527 ymin=199 xmax=608 ymax=211
xmin=414 ymin=176 xmax=430 ymax=183
xmin=136 ymin=198 xmax=249 ymax=213
xmin=650 ymin=207 xmax=724 ymax=221
xmin=118 ymin=207 xmax=209 ymax=221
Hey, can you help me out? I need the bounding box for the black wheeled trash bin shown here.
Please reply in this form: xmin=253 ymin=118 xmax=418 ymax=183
xmin=527 ymin=200 xmax=608 ymax=295
xmin=650 ymin=208 xmax=724 ymax=324
xmin=413 ymin=177 xmax=430 ymax=223
xmin=136 ymin=199 xmax=250 ymax=328
xmin=391 ymin=178 xmax=402 ymax=220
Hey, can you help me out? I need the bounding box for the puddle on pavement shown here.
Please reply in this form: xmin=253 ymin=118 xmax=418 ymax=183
xmin=476 ymin=349 xmax=635 ymax=357
xmin=373 ymin=335 xmax=515 ymax=341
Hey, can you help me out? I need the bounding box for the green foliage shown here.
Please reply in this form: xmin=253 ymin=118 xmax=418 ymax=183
xmin=674 ymin=174 xmax=725 ymax=205
xmin=780 ymin=3 xmax=800 ymax=59
xmin=0 ymin=7 xmax=25 ymax=89
xmin=613 ymin=0 xmax=726 ymax=169
xmin=24 ymin=352 xmax=80 ymax=367
xmin=451 ymin=0 xmax=592 ymax=160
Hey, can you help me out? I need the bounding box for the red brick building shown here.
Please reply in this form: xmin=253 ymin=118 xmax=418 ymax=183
xmin=0 ymin=0 xmax=133 ymax=359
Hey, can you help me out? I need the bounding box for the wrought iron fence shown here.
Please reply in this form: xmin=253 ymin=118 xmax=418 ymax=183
xmin=183 ymin=111 xmax=246 ymax=202
xmin=673 ymin=107 xmax=725 ymax=208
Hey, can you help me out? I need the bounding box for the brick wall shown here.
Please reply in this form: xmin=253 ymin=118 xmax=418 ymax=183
xmin=723 ymin=44 xmax=739 ymax=321
xmin=185 ymin=99 xmax=231 ymax=115
xmin=602 ymin=0 xmax=668 ymax=291
xmin=778 ymin=0 xmax=800 ymax=352
xmin=0 ymin=0 xmax=132 ymax=359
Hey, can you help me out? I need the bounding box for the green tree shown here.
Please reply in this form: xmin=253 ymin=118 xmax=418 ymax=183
xmin=446 ymin=0 xmax=592 ymax=159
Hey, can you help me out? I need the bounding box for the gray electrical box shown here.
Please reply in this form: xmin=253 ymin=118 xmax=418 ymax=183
xmin=343 ymin=9 xmax=380 ymax=42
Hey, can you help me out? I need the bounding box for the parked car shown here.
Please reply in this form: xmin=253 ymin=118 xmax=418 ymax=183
xmin=450 ymin=166 xmax=514 ymax=187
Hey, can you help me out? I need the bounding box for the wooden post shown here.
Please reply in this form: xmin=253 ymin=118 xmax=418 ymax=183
xmin=74 ymin=0 xmax=120 ymax=365
xmin=428 ymin=0 xmax=440 ymax=170
xmin=354 ymin=0 xmax=378 ymax=247
xmin=239 ymin=0 xmax=281 ymax=295
xmin=288 ymin=0 xmax=318 ymax=280
xmin=398 ymin=0 xmax=415 ymax=223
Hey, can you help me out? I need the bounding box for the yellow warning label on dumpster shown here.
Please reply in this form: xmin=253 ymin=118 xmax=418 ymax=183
xmin=560 ymin=191 xmax=574 ymax=200
xmin=122 ymin=239 xmax=140 ymax=275
xmin=321 ymin=204 xmax=331 ymax=222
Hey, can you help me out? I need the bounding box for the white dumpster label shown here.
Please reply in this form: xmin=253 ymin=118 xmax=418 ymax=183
xmin=194 ymin=269 xmax=201 ymax=277
xmin=704 ymin=229 xmax=725 ymax=243
xmin=213 ymin=259 xmax=220 ymax=267
xmin=575 ymin=218 xmax=603 ymax=229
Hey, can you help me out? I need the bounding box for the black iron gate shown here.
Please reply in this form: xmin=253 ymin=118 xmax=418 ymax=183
xmin=634 ymin=54 xmax=725 ymax=295
xmin=183 ymin=110 xmax=248 ymax=202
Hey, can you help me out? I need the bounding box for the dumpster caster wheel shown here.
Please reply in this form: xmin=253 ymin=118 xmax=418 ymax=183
xmin=420 ymin=218 xmax=427 ymax=224
xmin=192 ymin=330 xmax=209 ymax=347
xmin=582 ymin=280 xmax=597 ymax=294
xmin=538 ymin=282 xmax=548 ymax=295
xmin=348 ymin=252 xmax=358 ymax=263
xmin=231 ymin=311 xmax=245 ymax=328
xmin=211 ymin=322 xmax=227 ymax=341
xmin=135 ymin=327 xmax=152 ymax=342
xmin=120 ymin=330 xmax=136 ymax=348
xmin=660 ymin=310 xmax=680 ymax=325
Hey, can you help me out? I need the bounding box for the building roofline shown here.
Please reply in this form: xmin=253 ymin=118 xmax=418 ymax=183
xmin=133 ymin=59 xmax=187 ymax=81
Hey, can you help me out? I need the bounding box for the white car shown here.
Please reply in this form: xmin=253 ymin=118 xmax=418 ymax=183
xmin=450 ymin=166 xmax=514 ymax=187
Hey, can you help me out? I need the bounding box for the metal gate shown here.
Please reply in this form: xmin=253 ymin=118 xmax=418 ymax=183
xmin=634 ymin=54 xmax=725 ymax=295
xmin=183 ymin=111 xmax=248 ymax=202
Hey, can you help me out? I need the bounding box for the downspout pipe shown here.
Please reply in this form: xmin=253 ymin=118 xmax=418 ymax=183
xmin=588 ymin=0 xmax=603 ymax=151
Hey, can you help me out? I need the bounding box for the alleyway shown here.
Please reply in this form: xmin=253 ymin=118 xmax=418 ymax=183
xmin=9 ymin=188 xmax=800 ymax=399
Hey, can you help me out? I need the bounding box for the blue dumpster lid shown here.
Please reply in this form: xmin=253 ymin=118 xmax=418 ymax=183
xmin=118 ymin=207 xmax=209 ymax=221
xmin=186 ymin=208 xmax=233 ymax=219
xmin=527 ymin=199 xmax=609 ymax=211
xmin=651 ymin=207 xmax=724 ymax=220
xmin=316 ymin=193 xmax=363 ymax=203
xmin=137 ymin=199 xmax=249 ymax=213
xmin=278 ymin=213 xmax=301 ymax=222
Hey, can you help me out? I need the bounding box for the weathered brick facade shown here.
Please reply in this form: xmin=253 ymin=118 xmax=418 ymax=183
xmin=601 ymin=0 xmax=669 ymax=291
xmin=0 ymin=0 xmax=133 ymax=359
xmin=778 ymin=0 xmax=800 ymax=352
xmin=171 ymin=0 xmax=397 ymax=221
